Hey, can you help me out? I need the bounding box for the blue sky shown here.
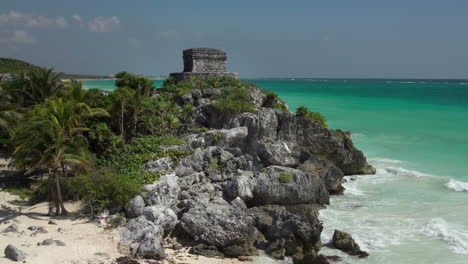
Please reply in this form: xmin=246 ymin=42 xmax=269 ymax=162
xmin=1 ymin=0 xmax=467 ymax=78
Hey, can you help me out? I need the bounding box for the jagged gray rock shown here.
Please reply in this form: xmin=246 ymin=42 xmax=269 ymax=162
xmin=180 ymin=204 xmax=253 ymax=248
xmin=144 ymin=156 xmax=173 ymax=174
xmin=332 ymin=229 xmax=369 ymax=258
xmin=298 ymin=157 xmax=345 ymax=194
xmin=251 ymin=166 xmax=329 ymax=206
xmin=126 ymin=195 xmax=146 ymax=219
xmin=4 ymin=244 xmax=27 ymax=261
xmin=120 ymin=67 xmax=375 ymax=262
xmin=121 ymin=216 xmax=165 ymax=259
xmin=142 ymin=205 xmax=177 ymax=235
xmin=142 ymin=174 xmax=180 ymax=209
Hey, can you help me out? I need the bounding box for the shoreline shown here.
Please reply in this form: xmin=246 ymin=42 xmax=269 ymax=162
xmin=0 ymin=191 xmax=253 ymax=264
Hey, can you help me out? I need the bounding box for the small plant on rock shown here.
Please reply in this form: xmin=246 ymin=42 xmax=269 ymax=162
xmin=278 ymin=173 xmax=292 ymax=183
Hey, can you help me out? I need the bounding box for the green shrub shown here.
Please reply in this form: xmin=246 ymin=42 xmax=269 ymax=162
xmin=278 ymin=173 xmax=292 ymax=183
xmin=97 ymin=136 xmax=191 ymax=184
xmin=88 ymin=123 xmax=124 ymax=157
xmin=210 ymin=133 xmax=225 ymax=143
xmin=332 ymin=129 xmax=345 ymax=140
xmin=261 ymin=89 xmax=288 ymax=112
xmin=261 ymin=167 xmax=268 ymax=173
xmin=195 ymin=127 xmax=209 ymax=133
xmin=72 ymin=170 xmax=141 ymax=212
xmin=138 ymin=95 xmax=183 ymax=135
xmin=210 ymin=155 xmax=227 ymax=171
xmin=210 ymin=87 xmax=255 ymax=114
xmin=3 ymin=187 xmax=34 ymax=200
xmin=115 ymin=71 xmax=154 ymax=96
xmin=31 ymin=178 xmax=79 ymax=204
xmin=296 ymin=106 xmax=327 ymax=127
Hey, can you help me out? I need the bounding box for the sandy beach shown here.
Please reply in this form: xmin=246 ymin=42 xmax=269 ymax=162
xmin=0 ymin=191 xmax=251 ymax=264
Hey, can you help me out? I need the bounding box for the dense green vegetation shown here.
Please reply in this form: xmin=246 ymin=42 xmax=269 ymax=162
xmin=0 ymin=65 xmax=331 ymax=216
xmin=296 ymin=106 xmax=328 ymax=127
xmin=0 ymin=58 xmax=38 ymax=74
xmin=0 ymin=67 xmax=193 ymax=215
xmin=260 ymin=89 xmax=288 ymax=112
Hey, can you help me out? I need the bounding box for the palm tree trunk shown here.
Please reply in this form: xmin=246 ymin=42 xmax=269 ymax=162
xmin=54 ymin=168 xmax=67 ymax=215
xmin=120 ymin=102 xmax=125 ymax=137
xmin=47 ymin=170 xmax=53 ymax=215
xmin=58 ymin=163 xmax=68 ymax=214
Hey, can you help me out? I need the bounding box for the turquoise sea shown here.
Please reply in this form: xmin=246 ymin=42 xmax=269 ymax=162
xmin=84 ymin=79 xmax=468 ymax=264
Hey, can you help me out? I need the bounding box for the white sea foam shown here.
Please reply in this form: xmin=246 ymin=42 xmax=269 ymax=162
xmin=446 ymin=179 xmax=468 ymax=192
xmin=422 ymin=218 xmax=468 ymax=255
xmin=400 ymin=81 xmax=416 ymax=83
xmin=383 ymin=166 xmax=431 ymax=177
xmin=369 ymin=158 xmax=402 ymax=164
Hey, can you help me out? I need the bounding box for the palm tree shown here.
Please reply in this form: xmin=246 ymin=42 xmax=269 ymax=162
xmin=12 ymin=97 xmax=108 ymax=215
xmin=112 ymin=87 xmax=135 ymax=138
xmin=66 ymin=79 xmax=87 ymax=103
xmin=6 ymin=68 xmax=66 ymax=107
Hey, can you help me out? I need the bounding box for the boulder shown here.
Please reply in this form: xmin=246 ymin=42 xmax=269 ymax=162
xmin=4 ymin=244 xmax=27 ymax=262
xmin=37 ymin=239 xmax=66 ymax=246
xmin=126 ymin=195 xmax=146 ymax=218
xmin=266 ymin=210 xmax=322 ymax=252
xmin=332 ymin=229 xmax=369 ymax=257
xmin=251 ymin=166 xmax=329 ymax=206
xmin=224 ymin=170 xmax=255 ymax=201
xmin=144 ymin=156 xmax=173 ymax=174
xmin=258 ymin=141 xmax=297 ymax=166
xmin=121 ymin=216 xmax=165 ymax=259
xmin=298 ymin=157 xmax=344 ymax=194
xmin=141 ymin=205 xmax=178 ymax=234
xmin=143 ymin=174 xmax=180 ymax=209
xmin=2 ymin=223 xmax=19 ymax=233
xmin=180 ymin=204 xmax=254 ymax=250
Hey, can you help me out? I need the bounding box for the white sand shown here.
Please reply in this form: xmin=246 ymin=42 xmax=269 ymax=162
xmin=0 ymin=191 xmax=252 ymax=264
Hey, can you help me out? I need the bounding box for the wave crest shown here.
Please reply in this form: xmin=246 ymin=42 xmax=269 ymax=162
xmin=382 ymin=167 xmax=430 ymax=177
xmin=422 ymin=218 xmax=468 ymax=255
xmin=446 ymin=179 xmax=468 ymax=192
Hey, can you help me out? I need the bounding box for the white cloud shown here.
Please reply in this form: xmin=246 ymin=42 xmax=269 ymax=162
xmin=10 ymin=30 xmax=35 ymax=44
xmin=0 ymin=10 xmax=68 ymax=29
xmin=72 ymin=14 xmax=82 ymax=22
xmin=55 ymin=17 xmax=68 ymax=28
xmin=87 ymin=16 xmax=120 ymax=32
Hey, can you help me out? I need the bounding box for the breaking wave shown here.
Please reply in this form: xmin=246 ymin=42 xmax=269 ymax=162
xmin=422 ymin=218 xmax=468 ymax=255
xmin=381 ymin=166 xmax=431 ymax=178
xmin=446 ymin=179 xmax=468 ymax=192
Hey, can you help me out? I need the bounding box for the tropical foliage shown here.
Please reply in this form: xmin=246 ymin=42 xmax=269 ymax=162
xmin=0 ymin=68 xmax=197 ymax=214
xmin=296 ymin=106 xmax=328 ymax=127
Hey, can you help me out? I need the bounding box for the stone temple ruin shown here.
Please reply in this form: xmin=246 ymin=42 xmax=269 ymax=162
xmin=169 ymin=48 xmax=238 ymax=82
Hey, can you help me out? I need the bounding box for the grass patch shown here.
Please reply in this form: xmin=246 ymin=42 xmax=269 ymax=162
xmin=210 ymin=133 xmax=225 ymax=143
xmin=3 ymin=187 xmax=34 ymax=200
xmin=278 ymin=173 xmax=292 ymax=183
xmin=331 ymin=129 xmax=345 ymax=140
xmin=261 ymin=89 xmax=288 ymax=112
xmin=296 ymin=106 xmax=327 ymax=127
xmin=210 ymin=87 xmax=255 ymax=114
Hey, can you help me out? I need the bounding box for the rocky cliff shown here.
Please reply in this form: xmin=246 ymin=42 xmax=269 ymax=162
xmin=120 ymin=80 xmax=375 ymax=263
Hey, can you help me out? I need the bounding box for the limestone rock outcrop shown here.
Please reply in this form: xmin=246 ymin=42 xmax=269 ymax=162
xmin=122 ymin=55 xmax=374 ymax=263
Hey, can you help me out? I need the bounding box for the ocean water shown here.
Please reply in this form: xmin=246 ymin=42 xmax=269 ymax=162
xmin=83 ymin=78 xmax=468 ymax=263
